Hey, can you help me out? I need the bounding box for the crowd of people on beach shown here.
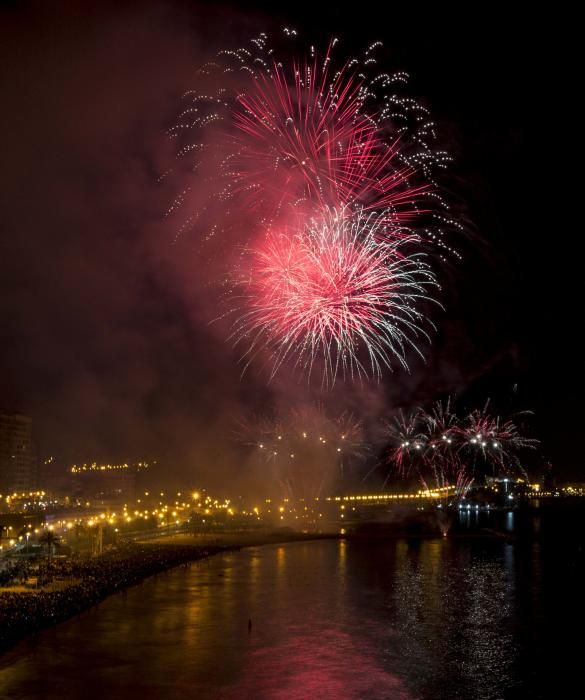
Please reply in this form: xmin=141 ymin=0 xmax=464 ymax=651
xmin=0 ymin=543 xmax=224 ymax=651
xmin=0 ymin=561 xmax=30 ymax=587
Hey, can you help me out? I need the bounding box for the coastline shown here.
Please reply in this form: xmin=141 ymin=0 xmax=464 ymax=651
xmin=0 ymin=531 xmax=336 ymax=655
xmin=1 ymin=525 xmax=522 ymax=655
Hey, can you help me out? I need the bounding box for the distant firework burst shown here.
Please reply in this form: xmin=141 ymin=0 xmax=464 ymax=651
xmin=384 ymin=399 xmax=538 ymax=497
xmin=457 ymin=401 xmax=539 ymax=471
xmin=168 ymin=30 xmax=462 ymax=382
xmin=232 ymin=208 xmax=438 ymax=384
xmin=238 ymin=406 xmax=367 ymax=499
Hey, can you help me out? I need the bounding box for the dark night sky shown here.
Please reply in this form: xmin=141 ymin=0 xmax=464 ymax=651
xmin=0 ymin=1 xmax=581 ymax=486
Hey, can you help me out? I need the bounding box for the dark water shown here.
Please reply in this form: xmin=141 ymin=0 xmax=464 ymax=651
xmin=1 ymin=533 xmax=583 ymax=699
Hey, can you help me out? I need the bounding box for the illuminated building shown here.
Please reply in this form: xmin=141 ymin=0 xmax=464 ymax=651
xmin=0 ymin=412 xmax=37 ymax=493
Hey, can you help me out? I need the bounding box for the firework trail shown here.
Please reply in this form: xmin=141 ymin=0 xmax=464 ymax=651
xmin=231 ymin=207 xmax=438 ymax=385
xmin=168 ymin=31 xmax=461 ymax=382
xmin=237 ymin=405 xmax=366 ymax=499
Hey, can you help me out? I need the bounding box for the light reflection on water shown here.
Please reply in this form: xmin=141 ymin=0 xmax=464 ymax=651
xmin=0 ymin=537 xmax=573 ymax=699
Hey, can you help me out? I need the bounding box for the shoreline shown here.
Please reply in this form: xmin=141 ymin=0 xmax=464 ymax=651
xmin=0 ymin=532 xmax=336 ymax=655
xmin=1 ymin=527 xmax=521 ymax=654
xmin=0 ymin=542 xmax=232 ymax=654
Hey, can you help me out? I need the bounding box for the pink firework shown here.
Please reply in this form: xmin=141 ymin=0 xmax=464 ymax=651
xmin=231 ymin=208 xmax=437 ymax=384
xmin=230 ymin=45 xmax=428 ymax=227
xmin=457 ymin=401 xmax=538 ymax=472
xmin=168 ymin=33 xmax=461 ymax=381
xmin=384 ymin=399 xmax=538 ymax=497
xmin=171 ymin=33 xmax=459 ymax=255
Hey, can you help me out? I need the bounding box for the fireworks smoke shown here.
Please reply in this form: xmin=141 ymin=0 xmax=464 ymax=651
xmin=238 ymin=405 xmax=367 ymax=499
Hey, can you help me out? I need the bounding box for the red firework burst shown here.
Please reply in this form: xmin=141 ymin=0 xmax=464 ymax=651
xmin=169 ymin=33 xmax=461 ymax=382
xmin=231 ymin=208 xmax=436 ymax=384
xmin=231 ymin=46 xmax=428 ymax=225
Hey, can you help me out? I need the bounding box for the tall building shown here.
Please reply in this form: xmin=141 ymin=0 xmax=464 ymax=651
xmin=0 ymin=413 xmax=37 ymax=494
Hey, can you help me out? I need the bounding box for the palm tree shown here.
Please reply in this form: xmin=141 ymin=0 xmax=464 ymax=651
xmin=39 ymin=530 xmax=61 ymax=565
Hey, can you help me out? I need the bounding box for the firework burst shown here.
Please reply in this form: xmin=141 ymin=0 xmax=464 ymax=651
xmin=170 ymin=33 xmax=460 ymax=249
xmin=231 ymin=208 xmax=438 ymax=384
xmin=237 ymin=405 xmax=366 ymax=499
xmin=229 ymin=48 xmax=430 ymax=225
xmin=384 ymin=399 xmax=538 ymax=499
xmin=457 ymin=401 xmax=539 ymax=472
xmin=167 ymin=31 xmax=461 ymax=382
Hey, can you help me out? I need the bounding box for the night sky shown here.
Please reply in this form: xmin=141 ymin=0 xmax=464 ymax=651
xmin=1 ymin=1 xmax=580 ymax=487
